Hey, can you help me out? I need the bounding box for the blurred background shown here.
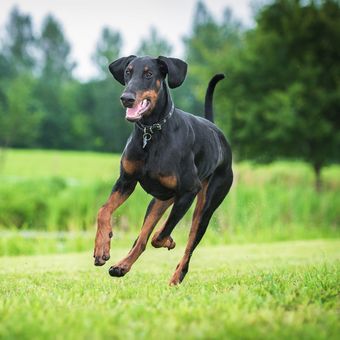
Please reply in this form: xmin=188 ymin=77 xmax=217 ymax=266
xmin=0 ymin=0 xmax=339 ymax=255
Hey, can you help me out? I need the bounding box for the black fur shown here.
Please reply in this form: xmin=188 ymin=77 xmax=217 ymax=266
xmin=96 ymin=56 xmax=233 ymax=284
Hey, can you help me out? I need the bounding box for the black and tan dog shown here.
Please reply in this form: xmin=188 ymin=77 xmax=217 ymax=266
xmin=94 ymin=55 xmax=233 ymax=285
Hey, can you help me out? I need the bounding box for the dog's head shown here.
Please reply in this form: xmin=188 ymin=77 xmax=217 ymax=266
xmin=109 ymin=56 xmax=187 ymax=122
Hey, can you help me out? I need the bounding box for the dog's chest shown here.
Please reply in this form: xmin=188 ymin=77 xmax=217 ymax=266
xmin=138 ymin=172 xmax=177 ymax=200
xmin=122 ymin=153 xmax=178 ymax=195
xmin=134 ymin=157 xmax=177 ymax=198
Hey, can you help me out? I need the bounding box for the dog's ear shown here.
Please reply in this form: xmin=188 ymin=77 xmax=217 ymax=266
xmin=109 ymin=55 xmax=136 ymax=85
xmin=157 ymin=56 xmax=187 ymax=89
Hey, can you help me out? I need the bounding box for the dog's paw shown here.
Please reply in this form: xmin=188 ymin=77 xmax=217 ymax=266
xmin=93 ymin=230 xmax=112 ymax=266
xmin=169 ymin=273 xmax=183 ymax=286
xmin=169 ymin=263 xmax=188 ymax=286
xmin=151 ymin=233 xmax=176 ymax=250
xmin=108 ymin=264 xmax=130 ymax=277
xmin=94 ymin=256 xmax=106 ymax=266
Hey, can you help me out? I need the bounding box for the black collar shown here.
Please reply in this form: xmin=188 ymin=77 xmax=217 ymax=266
xmin=135 ymin=103 xmax=175 ymax=149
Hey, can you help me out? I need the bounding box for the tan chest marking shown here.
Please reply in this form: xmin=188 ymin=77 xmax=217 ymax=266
xmin=158 ymin=175 xmax=178 ymax=189
xmin=122 ymin=158 xmax=143 ymax=175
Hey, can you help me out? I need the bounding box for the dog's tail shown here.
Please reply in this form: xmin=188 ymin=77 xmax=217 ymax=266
xmin=204 ymin=73 xmax=225 ymax=123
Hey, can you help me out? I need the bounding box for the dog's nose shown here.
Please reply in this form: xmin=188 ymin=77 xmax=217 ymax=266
xmin=120 ymin=92 xmax=136 ymax=108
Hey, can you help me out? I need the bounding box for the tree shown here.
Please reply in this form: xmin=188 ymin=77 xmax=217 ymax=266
xmin=1 ymin=7 xmax=36 ymax=75
xmin=0 ymin=75 xmax=41 ymax=148
xmin=137 ymin=27 xmax=173 ymax=56
xmin=78 ymin=80 xmax=132 ymax=152
xmin=89 ymin=27 xmax=131 ymax=152
xmin=35 ymin=14 xmax=76 ymax=149
xmin=92 ymin=27 xmax=122 ymax=78
xmin=223 ymin=0 xmax=340 ymax=189
xmin=38 ymin=15 xmax=75 ymax=81
xmin=181 ymin=1 xmax=243 ymax=117
xmin=0 ymin=7 xmax=38 ymax=155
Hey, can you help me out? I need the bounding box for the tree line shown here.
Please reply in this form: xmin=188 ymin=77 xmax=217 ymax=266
xmin=0 ymin=0 xmax=339 ymax=187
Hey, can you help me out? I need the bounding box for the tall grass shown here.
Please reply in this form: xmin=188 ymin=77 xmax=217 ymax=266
xmin=0 ymin=149 xmax=339 ymax=244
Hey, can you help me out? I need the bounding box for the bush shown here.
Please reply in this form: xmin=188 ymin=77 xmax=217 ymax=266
xmin=0 ymin=161 xmax=339 ymax=243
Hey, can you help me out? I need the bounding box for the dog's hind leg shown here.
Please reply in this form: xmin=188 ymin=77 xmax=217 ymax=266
xmin=151 ymin=222 xmax=177 ymax=250
xmin=169 ymin=166 xmax=233 ymax=285
xmin=151 ymin=189 xmax=199 ymax=250
xmin=108 ymin=197 xmax=173 ymax=277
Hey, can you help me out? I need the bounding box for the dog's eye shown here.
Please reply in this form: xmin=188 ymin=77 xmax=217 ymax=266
xmin=125 ymin=69 xmax=131 ymax=76
xmin=145 ymin=71 xmax=153 ymax=79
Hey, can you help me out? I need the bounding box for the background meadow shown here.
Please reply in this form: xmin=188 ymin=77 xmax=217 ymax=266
xmin=0 ymin=149 xmax=339 ymax=257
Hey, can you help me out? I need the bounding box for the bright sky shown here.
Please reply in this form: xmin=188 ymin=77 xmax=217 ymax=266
xmin=0 ymin=0 xmax=255 ymax=80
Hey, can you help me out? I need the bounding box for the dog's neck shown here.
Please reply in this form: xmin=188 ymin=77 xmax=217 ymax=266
xmin=139 ymin=82 xmax=173 ymax=126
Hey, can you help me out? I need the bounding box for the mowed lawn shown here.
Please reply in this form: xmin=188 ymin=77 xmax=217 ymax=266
xmin=0 ymin=240 xmax=339 ymax=340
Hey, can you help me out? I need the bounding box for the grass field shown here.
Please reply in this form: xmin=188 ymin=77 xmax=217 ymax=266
xmin=0 ymin=240 xmax=339 ymax=339
xmin=0 ymin=149 xmax=339 ymax=339
xmin=0 ymin=149 xmax=339 ymax=250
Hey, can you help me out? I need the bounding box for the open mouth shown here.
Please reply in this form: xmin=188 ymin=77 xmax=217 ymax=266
xmin=125 ymin=99 xmax=150 ymax=121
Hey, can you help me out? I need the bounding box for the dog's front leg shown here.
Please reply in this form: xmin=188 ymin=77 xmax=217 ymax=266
xmin=108 ymin=198 xmax=173 ymax=277
xmin=94 ymin=177 xmax=136 ymax=266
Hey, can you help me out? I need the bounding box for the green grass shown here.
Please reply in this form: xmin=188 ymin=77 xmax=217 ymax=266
xmin=0 ymin=149 xmax=120 ymax=181
xmin=0 ymin=240 xmax=339 ymax=339
xmin=0 ymin=149 xmax=339 ymax=245
xmin=1 ymin=148 xmax=339 ymax=184
xmin=1 ymin=150 xmax=339 ymax=338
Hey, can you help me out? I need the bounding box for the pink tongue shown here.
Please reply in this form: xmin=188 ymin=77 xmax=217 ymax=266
xmin=126 ymin=101 xmax=146 ymax=119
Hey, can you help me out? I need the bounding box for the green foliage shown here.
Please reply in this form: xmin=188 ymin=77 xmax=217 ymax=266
xmin=0 ymin=241 xmax=339 ymax=338
xmin=92 ymin=27 xmax=123 ymax=78
xmin=179 ymin=1 xmax=243 ymax=117
xmin=137 ymin=27 xmax=173 ymax=56
xmin=35 ymin=15 xmax=78 ymax=149
xmin=0 ymin=75 xmax=42 ymax=147
xmin=219 ymin=0 xmax=340 ymax=185
xmin=1 ymin=7 xmax=36 ymax=74
xmin=0 ymin=1 xmax=339 ymax=169
xmin=0 ymin=8 xmax=131 ymax=153
xmin=38 ymin=15 xmax=75 ymax=81
xmin=77 ymin=79 xmax=132 ymax=151
xmin=0 ymin=150 xmax=338 ymax=245
xmin=0 ymin=232 xmax=92 ymax=256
